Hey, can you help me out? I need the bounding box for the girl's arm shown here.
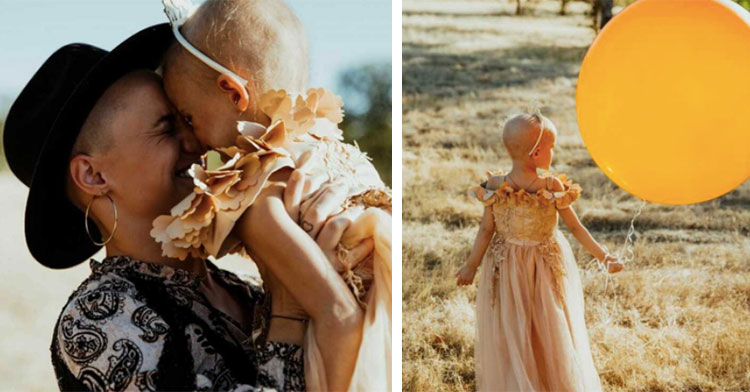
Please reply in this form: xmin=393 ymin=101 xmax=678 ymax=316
xmin=456 ymin=206 xmax=495 ymax=285
xmin=552 ymin=178 xmax=622 ymax=273
xmin=558 ymin=206 xmax=609 ymax=260
xmin=236 ymin=182 xmax=362 ymax=391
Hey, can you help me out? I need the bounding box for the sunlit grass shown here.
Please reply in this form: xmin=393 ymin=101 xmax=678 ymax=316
xmin=402 ymin=1 xmax=750 ymax=390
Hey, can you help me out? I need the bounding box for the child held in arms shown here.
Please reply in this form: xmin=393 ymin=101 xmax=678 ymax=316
xmin=152 ymin=0 xmax=391 ymax=390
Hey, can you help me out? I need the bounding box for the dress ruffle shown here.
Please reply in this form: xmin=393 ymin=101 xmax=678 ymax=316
xmin=150 ymin=121 xmax=295 ymax=261
xmin=552 ymin=173 xmax=581 ymax=209
xmin=471 ymin=170 xmax=582 ymax=209
xmin=151 ymin=88 xmax=354 ymax=260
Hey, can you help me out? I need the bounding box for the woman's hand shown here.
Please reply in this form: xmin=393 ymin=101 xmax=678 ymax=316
xmin=456 ymin=264 xmax=478 ymax=286
xmin=284 ymin=169 xmax=351 ymax=239
xmin=283 ymin=167 xmax=373 ymax=270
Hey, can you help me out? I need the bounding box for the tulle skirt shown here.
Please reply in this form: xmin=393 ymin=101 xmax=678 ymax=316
xmin=475 ymin=230 xmax=601 ymax=391
xmin=305 ymin=208 xmax=392 ymax=391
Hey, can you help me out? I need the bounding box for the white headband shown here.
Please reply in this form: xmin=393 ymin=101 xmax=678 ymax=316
xmin=162 ymin=0 xmax=249 ymax=88
xmin=528 ymin=122 xmax=544 ymax=156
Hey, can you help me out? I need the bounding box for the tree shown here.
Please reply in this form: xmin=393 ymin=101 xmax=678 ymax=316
xmin=337 ymin=63 xmax=392 ymax=186
xmin=592 ymin=0 xmax=613 ymax=31
xmin=560 ymin=0 xmax=570 ymax=15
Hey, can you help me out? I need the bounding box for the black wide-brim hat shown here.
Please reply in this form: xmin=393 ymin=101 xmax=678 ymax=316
xmin=3 ymin=23 xmax=173 ymax=269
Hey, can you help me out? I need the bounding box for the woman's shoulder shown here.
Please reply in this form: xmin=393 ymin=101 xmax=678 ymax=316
xmin=63 ymin=266 xmax=139 ymax=313
xmin=52 ymin=270 xmax=170 ymax=390
xmin=55 ymin=269 xmax=168 ymax=348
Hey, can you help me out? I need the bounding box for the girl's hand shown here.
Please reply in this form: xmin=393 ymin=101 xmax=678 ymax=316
xmin=456 ymin=264 xmax=477 ymax=286
xmin=603 ymin=254 xmax=624 ymax=274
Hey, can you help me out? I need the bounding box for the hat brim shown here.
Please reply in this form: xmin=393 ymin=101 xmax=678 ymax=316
xmin=25 ymin=23 xmax=173 ymax=269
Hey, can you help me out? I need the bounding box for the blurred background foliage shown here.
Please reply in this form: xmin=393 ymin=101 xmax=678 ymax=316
xmin=338 ymin=62 xmax=393 ymax=186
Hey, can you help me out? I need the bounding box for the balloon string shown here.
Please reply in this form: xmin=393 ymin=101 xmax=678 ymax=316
xmin=586 ymin=199 xmax=647 ymax=324
xmin=618 ymin=199 xmax=645 ymax=264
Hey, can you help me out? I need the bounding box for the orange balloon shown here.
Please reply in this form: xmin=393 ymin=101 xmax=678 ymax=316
xmin=576 ymin=0 xmax=750 ymax=205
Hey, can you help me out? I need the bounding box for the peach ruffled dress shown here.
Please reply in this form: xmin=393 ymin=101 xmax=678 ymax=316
xmin=151 ymin=89 xmax=392 ymax=391
xmin=471 ymin=171 xmax=601 ymax=391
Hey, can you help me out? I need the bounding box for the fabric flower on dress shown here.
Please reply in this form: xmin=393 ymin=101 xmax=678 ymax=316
xmin=257 ymin=88 xmax=345 ymax=141
xmin=151 ymin=88 xmax=353 ymax=261
xmin=148 ymin=87 xmax=392 ymax=392
xmin=151 ymin=126 xmax=294 ymax=260
xmin=293 ymin=88 xmax=344 ymax=141
xmin=548 ymin=174 xmax=581 ymax=209
xmin=471 ymin=171 xmax=581 ymax=209
xmin=301 ymin=88 xmax=344 ymax=123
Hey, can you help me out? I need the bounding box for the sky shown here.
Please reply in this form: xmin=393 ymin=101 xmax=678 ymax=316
xmin=0 ymin=0 xmax=391 ymax=110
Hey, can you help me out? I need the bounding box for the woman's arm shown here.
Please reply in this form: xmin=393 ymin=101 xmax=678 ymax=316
xmin=456 ymin=206 xmax=495 ymax=285
xmin=236 ymin=182 xmax=363 ymax=391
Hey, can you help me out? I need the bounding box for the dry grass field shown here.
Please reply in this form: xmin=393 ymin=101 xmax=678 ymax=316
xmin=0 ymin=173 xmax=91 ymax=390
xmin=402 ymin=1 xmax=750 ymax=391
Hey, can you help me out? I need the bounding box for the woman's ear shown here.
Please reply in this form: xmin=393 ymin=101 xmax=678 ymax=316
xmin=217 ymin=74 xmax=250 ymax=112
xmin=69 ymin=155 xmax=108 ymax=197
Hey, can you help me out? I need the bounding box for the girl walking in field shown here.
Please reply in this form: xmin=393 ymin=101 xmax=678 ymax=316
xmin=456 ymin=113 xmax=623 ymax=391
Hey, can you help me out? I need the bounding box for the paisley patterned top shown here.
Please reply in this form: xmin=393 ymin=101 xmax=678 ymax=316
xmin=50 ymin=256 xmax=304 ymax=391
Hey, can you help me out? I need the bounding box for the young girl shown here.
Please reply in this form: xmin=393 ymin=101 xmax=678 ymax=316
xmin=152 ymin=1 xmax=392 ymax=390
xmin=456 ymin=113 xmax=623 ymax=391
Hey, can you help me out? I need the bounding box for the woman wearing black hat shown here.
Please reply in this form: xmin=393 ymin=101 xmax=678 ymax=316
xmin=4 ymin=24 xmax=365 ymax=391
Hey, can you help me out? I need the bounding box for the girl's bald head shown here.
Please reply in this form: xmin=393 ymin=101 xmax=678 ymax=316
xmin=502 ymin=113 xmax=557 ymax=160
xmin=173 ymin=0 xmax=309 ymax=92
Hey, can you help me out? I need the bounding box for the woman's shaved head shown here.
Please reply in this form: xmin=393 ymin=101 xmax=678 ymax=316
xmin=73 ymin=70 xmax=160 ymax=156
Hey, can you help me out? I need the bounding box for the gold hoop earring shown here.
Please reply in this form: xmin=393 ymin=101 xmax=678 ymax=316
xmin=85 ymin=192 xmax=118 ymax=246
